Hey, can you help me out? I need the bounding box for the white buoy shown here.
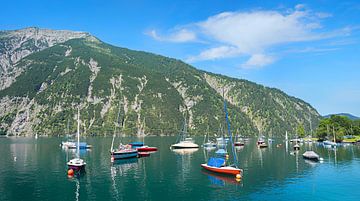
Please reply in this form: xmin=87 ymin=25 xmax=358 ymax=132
xmin=14 ymin=156 xmax=17 ymax=161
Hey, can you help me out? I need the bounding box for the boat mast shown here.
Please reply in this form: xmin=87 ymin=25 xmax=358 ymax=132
xmin=77 ymin=107 xmax=80 ymax=159
xmin=223 ymin=89 xmax=238 ymax=168
xmin=111 ymin=101 xmax=122 ymax=152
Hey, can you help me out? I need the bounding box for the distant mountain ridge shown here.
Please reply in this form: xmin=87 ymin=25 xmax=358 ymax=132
xmin=324 ymin=113 xmax=359 ymax=120
xmin=0 ymin=27 xmax=321 ymax=137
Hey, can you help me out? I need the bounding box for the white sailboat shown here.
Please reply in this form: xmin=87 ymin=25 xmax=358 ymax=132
xmin=67 ymin=108 xmax=86 ymax=171
xmin=171 ymin=119 xmax=199 ymax=149
xmin=202 ymin=126 xmax=216 ymax=148
xmin=323 ymin=126 xmax=337 ymax=147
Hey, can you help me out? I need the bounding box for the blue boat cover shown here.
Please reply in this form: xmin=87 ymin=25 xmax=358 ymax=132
xmin=207 ymin=157 xmax=225 ymax=167
xmin=130 ymin=142 xmax=144 ymax=147
xmin=215 ymin=149 xmax=227 ymax=155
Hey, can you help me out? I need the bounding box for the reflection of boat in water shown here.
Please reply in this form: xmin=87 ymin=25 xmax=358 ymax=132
xmin=235 ymin=146 xmax=244 ymax=151
xmin=111 ymin=158 xmax=138 ymax=176
xmin=68 ymin=142 xmax=92 ymax=149
xmin=67 ymin=177 xmax=80 ymax=201
xmin=201 ymin=170 xmax=241 ymax=186
xmin=171 ymin=148 xmax=199 ymax=155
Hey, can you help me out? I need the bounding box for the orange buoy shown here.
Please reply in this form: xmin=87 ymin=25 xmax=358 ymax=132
xmin=111 ymin=156 xmax=115 ymax=162
xmin=67 ymin=169 xmax=74 ymax=176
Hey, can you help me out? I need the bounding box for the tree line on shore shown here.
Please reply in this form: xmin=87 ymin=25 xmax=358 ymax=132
xmin=294 ymin=115 xmax=359 ymax=141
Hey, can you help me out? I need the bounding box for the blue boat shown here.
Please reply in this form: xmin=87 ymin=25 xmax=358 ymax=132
xmin=111 ymin=145 xmax=138 ymax=160
xmin=110 ymin=103 xmax=138 ymax=161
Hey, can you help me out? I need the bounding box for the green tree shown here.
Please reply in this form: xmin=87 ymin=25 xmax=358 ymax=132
xmin=316 ymin=118 xmax=331 ymax=140
xmin=297 ymin=124 xmax=305 ymax=138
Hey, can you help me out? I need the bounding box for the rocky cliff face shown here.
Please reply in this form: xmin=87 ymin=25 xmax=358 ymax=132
xmin=0 ymin=27 xmax=89 ymax=90
xmin=0 ymin=28 xmax=321 ymax=137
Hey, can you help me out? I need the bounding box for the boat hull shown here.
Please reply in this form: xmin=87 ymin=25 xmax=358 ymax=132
xmin=67 ymin=158 xmax=86 ymax=171
xmin=234 ymin=142 xmax=244 ymax=146
xmin=137 ymin=147 xmax=158 ymax=152
xmin=111 ymin=150 xmax=138 ymax=160
xmin=201 ymin=164 xmax=242 ymax=175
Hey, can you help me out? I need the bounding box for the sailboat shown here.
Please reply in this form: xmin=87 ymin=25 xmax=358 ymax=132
xmin=67 ymin=108 xmax=86 ymax=171
xmin=202 ymin=126 xmax=216 ymax=148
xmin=323 ymin=126 xmax=337 ymax=147
xmin=234 ymin=129 xmax=245 ymax=146
xmin=201 ymin=94 xmax=243 ymax=176
xmin=257 ymin=135 xmax=268 ymax=148
xmin=171 ymin=119 xmax=199 ymax=149
xmin=110 ymin=102 xmax=138 ymax=161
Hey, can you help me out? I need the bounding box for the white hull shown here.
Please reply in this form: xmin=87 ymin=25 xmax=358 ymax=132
xmin=171 ymin=141 xmax=199 ymax=149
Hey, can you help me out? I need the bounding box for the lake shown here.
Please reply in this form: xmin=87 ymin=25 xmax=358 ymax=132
xmin=1 ymin=136 xmax=360 ymax=201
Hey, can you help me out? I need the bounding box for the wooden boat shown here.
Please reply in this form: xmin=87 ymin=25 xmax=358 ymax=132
xmin=171 ymin=119 xmax=199 ymax=149
xmin=67 ymin=108 xmax=86 ymax=171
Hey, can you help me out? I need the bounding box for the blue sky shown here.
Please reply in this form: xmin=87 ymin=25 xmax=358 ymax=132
xmin=1 ymin=0 xmax=360 ymax=116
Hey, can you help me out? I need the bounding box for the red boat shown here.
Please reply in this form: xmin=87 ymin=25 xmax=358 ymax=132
xmin=201 ymin=157 xmax=242 ymax=175
xmin=136 ymin=146 xmax=158 ymax=152
xmin=201 ymin=163 xmax=242 ymax=175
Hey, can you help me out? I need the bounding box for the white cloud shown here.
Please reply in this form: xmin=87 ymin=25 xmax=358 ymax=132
xmin=147 ymin=4 xmax=348 ymax=68
xmin=186 ymin=46 xmax=241 ymax=62
xmin=241 ymin=54 xmax=276 ymax=68
xmin=146 ymin=29 xmax=196 ymax=43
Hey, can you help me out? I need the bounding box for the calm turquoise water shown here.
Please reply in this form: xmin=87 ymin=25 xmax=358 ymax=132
xmin=1 ymin=137 xmax=360 ymax=201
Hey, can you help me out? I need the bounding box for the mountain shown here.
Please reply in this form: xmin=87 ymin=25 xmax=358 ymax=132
xmin=0 ymin=27 xmax=90 ymax=90
xmin=0 ymin=28 xmax=321 ymax=137
xmin=324 ymin=113 xmax=359 ymax=120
